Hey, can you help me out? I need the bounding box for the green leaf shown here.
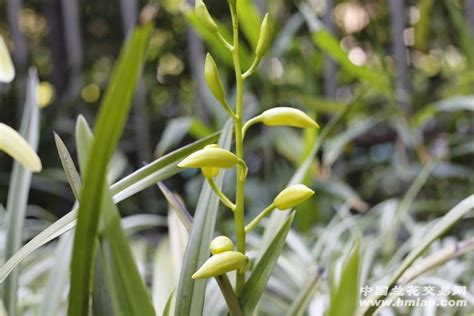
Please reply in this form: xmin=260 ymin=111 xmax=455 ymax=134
xmin=75 ymin=115 xmax=155 ymax=316
xmin=312 ymin=29 xmax=388 ymax=91
xmin=237 ymin=0 xmax=262 ymax=49
xmin=155 ymin=117 xmax=211 ymax=157
xmin=91 ymin=249 xmax=115 ymax=316
xmin=286 ymin=268 xmax=323 ymax=316
xmin=327 ymin=242 xmax=360 ymax=316
xmin=174 ymin=120 xmax=233 ymax=316
xmin=162 ymin=290 xmax=175 ymax=316
xmin=238 ymin=213 xmax=295 ymax=315
xmin=157 ymin=182 xmax=193 ymax=232
xmin=54 ymin=133 xmax=82 ymax=200
xmin=360 ymin=195 xmax=474 ymax=315
xmin=152 ymin=237 xmax=176 ymax=315
xmin=3 ymin=71 xmax=40 ymax=316
xmin=0 ymin=129 xmax=219 ymax=284
xmin=39 ymin=232 xmax=73 ymax=316
xmin=67 ymin=20 xmax=153 ymax=315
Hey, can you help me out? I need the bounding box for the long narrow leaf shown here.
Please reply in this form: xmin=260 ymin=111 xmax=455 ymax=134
xmin=327 ymin=242 xmax=360 ymax=316
xmin=75 ymin=116 xmax=155 ymax=315
xmin=174 ymin=120 xmax=233 ymax=315
xmin=68 ymin=18 xmax=153 ymax=315
xmin=238 ymin=213 xmax=295 ymax=315
xmin=3 ymin=70 xmax=40 ymax=316
xmin=360 ymin=195 xmax=474 ymax=315
xmin=0 ymin=130 xmax=219 ymax=283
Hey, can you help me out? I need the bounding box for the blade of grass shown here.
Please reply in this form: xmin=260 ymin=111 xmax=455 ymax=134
xmin=0 ymin=129 xmax=219 ymax=283
xmin=159 ymin=181 xmax=242 ymax=315
xmin=68 ymin=16 xmax=153 ymax=315
xmin=54 ymin=133 xmax=81 ymax=200
xmin=174 ymin=120 xmax=233 ymax=316
xmin=39 ymin=231 xmax=73 ymax=316
xmin=238 ymin=213 xmax=295 ymax=315
xmin=286 ymin=268 xmax=324 ymax=316
xmin=360 ymin=195 xmax=474 ymax=315
xmin=3 ymin=70 xmax=40 ymax=316
xmin=384 ymin=158 xmax=438 ymax=254
xmin=75 ymin=115 xmax=155 ymax=315
xmin=91 ymin=249 xmax=115 ymax=316
xmin=237 ymin=0 xmax=261 ymax=49
xmin=157 ymin=182 xmax=193 ymax=231
xmin=327 ymin=241 xmax=360 ymax=316
xmin=152 ymin=237 xmax=176 ymax=315
xmin=162 ymin=290 xmax=175 ymax=316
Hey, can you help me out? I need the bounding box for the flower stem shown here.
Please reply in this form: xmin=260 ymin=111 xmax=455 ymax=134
xmin=207 ymin=177 xmax=236 ymax=211
xmin=229 ymin=0 xmax=246 ymax=294
xmin=244 ymin=203 xmax=276 ymax=233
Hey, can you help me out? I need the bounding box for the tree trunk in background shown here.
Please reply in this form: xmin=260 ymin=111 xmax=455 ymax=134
xmin=466 ymin=0 xmax=474 ymax=34
xmin=45 ymin=0 xmax=67 ymax=99
xmin=120 ymin=0 xmax=153 ymax=163
xmin=61 ymin=0 xmax=83 ymax=97
xmin=323 ymin=0 xmax=337 ymax=98
xmin=389 ymin=0 xmax=411 ymax=113
xmin=6 ymin=0 xmax=28 ymax=116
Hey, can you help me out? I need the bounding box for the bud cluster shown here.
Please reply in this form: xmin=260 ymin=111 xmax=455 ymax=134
xmin=178 ymin=1 xmax=320 ymax=289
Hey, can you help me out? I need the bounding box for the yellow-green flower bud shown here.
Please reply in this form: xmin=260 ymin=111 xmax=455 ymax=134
xmin=178 ymin=147 xmax=239 ymax=169
xmin=204 ymin=54 xmax=227 ymax=106
xmin=195 ymin=1 xmax=219 ymax=35
xmin=0 ymin=123 xmax=42 ymax=172
xmin=192 ymin=251 xmax=247 ymax=279
xmin=273 ymin=184 xmax=314 ymax=210
xmin=255 ymin=13 xmax=272 ymax=58
xmin=201 ymin=145 xmax=220 ymax=178
xmin=210 ymin=236 xmax=234 ymax=255
xmin=0 ymin=36 xmax=15 ymax=83
xmin=260 ymin=107 xmax=319 ymax=129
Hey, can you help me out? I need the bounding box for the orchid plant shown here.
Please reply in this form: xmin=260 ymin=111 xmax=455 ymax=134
xmin=175 ymin=0 xmax=319 ymax=310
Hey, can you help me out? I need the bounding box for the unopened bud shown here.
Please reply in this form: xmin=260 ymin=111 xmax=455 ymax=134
xmin=255 ymin=14 xmax=272 ymax=58
xmin=0 ymin=123 xmax=42 ymax=172
xmin=0 ymin=36 xmax=15 ymax=83
xmin=195 ymin=1 xmax=219 ymax=34
xmin=201 ymin=144 xmax=220 ymax=178
xmin=204 ymin=54 xmax=227 ymax=106
xmin=178 ymin=147 xmax=239 ymax=169
xmin=260 ymin=107 xmax=319 ymax=129
xmin=273 ymin=184 xmax=314 ymax=210
xmin=192 ymin=251 xmax=247 ymax=279
xmin=210 ymin=236 xmax=234 ymax=255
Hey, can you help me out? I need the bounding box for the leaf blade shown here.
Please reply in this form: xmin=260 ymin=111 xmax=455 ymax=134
xmin=68 ymin=21 xmax=152 ymax=315
xmin=174 ymin=120 xmax=233 ymax=315
xmin=238 ymin=213 xmax=295 ymax=315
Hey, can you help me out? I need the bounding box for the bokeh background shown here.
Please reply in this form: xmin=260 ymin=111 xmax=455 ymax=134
xmin=1 ymin=0 xmax=473 ymax=225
